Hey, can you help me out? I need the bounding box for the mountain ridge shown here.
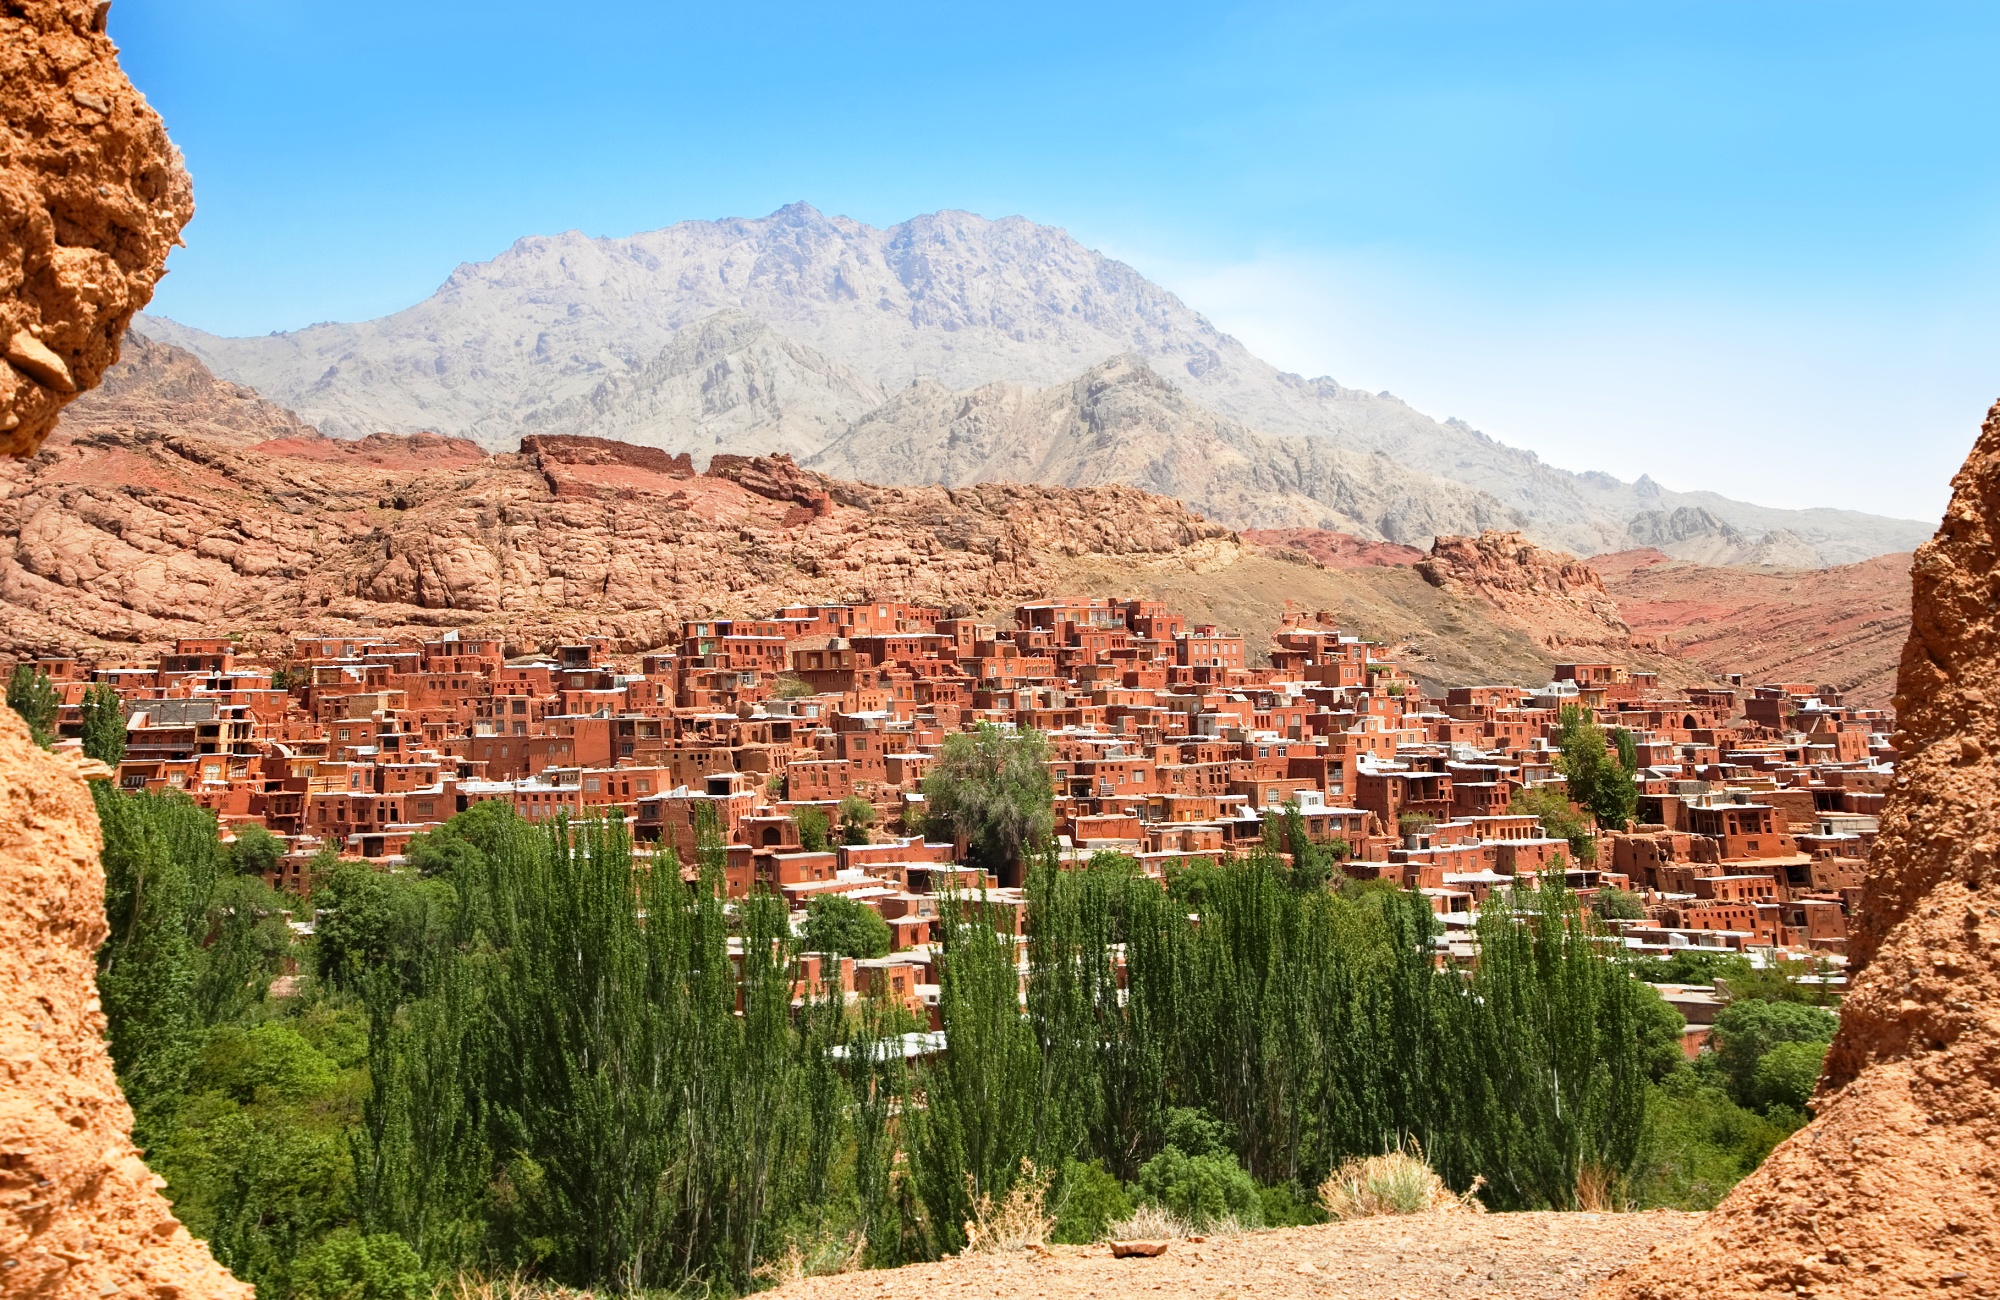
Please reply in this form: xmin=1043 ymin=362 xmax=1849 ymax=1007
xmin=136 ymin=202 xmax=1931 ymax=562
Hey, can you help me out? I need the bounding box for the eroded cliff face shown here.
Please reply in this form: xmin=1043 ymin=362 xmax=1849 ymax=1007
xmin=0 ymin=710 xmax=249 ymax=1300
xmin=0 ymin=23 xmax=233 ymax=1292
xmin=0 ymin=0 xmax=193 ymax=456
xmin=1596 ymin=407 xmax=2000 ymax=1297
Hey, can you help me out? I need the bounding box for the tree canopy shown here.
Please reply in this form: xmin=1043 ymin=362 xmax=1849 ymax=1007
xmin=801 ymin=894 xmax=892 ymax=959
xmin=7 ymin=663 xmax=58 ymax=748
xmin=80 ymin=681 xmax=127 ymax=765
xmin=920 ymin=724 xmax=1054 ymax=884
xmin=1555 ymin=704 xmax=1639 ymax=831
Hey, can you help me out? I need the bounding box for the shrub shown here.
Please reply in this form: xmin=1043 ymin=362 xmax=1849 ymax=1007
xmin=1160 ymin=1106 xmax=1231 ymax=1158
xmin=1710 ymin=1000 xmax=1837 ymax=1109
xmin=1257 ymin=1180 xmax=1324 ymax=1227
xmin=1050 ymin=1158 xmax=1132 ymax=1244
xmin=1593 ymin=886 xmax=1647 ymax=921
xmin=962 ymin=1160 xmax=1052 ymax=1254
xmin=793 ymin=805 xmax=831 ymax=852
xmin=290 ymin=1230 xmax=430 ymax=1300
xmin=228 ymin=824 xmax=287 ymax=877
xmin=1318 ymin=1146 xmax=1482 ymax=1220
xmin=1106 ymin=1204 xmax=1190 ymax=1242
xmin=193 ymin=1022 xmax=339 ymax=1105
xmin=838 ymin=794 xmax=875 ymax=845
xmin=1751 ymin=1039 xmax=1828 ymax=1113
xmin=1509 ymin=785 xmax=1596 ymax=862
xmin=1135 ymin=1145 xmax=1261 ymax=1230
xmin=1629 ymin=1070 xmax=1794 ymax=1209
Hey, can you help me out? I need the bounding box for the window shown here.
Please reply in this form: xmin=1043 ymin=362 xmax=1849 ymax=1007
xmin=637 ymin=777 xmax=651 ymax=792
xmin=585 ymin=777 xmax=600 ymax=793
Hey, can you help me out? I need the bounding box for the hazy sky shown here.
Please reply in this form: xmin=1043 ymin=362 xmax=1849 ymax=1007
xmin=114 ymin=1 xmax=2000 ymax=523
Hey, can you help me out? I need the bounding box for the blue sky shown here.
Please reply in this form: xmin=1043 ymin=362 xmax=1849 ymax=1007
xmin=114 ymin=1 xmax=2000 ymax=522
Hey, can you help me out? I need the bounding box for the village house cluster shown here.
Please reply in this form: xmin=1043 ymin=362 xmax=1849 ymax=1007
xmin=30 ymin=597 xmax=1887 ymax=1024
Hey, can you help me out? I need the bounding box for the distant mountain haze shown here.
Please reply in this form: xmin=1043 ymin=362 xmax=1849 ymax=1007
xmin=137 ymin=203 xmax=1928 ymax=563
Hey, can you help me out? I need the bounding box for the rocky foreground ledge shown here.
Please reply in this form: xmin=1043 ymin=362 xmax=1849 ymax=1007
xmin=771 ymin=1211 xmax=1702 ymax=1300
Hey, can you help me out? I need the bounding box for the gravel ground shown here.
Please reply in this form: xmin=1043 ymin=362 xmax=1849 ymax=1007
xmin=774 ymin=1211 xmax=1704 ymax=1300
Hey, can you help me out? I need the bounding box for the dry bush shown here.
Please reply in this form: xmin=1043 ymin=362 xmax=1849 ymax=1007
xmin=1106 ymin=1204 xmax=1192 ymax=1242
xmin=1574 ymin=1163 xmax=1630 ymax=1213
xmin=1318 ymin=1143 xmax=1485 ymax=1221
xmin=434 ymin=1275 xmax=601 ymax=1300
xmin=963 ymin=1161 xmax=1054 ymax=1254
xmin=752 ymin=1231 xmax=869 ymax=1288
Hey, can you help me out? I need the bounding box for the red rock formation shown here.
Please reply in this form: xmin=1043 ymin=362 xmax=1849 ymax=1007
xmin=1417 ymin=530 xmax=1630 ymax=651
xmin=520 ymin=433 xmax=696 ymax=476
xmin=0 ymin=20 xmax=239 ymax=1300
xmin=0 ymin=1 xmax=194 ymax=456
xmin=0 ymin=708 xmax=250 ymax=1300
xmin=1596 ymin=405 xmax=2000 ymax=1298
xmin=0 ymin=345 xmax=1240 ymax=659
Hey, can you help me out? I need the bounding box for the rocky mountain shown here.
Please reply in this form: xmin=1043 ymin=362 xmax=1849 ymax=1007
xmin=59 ymin=331 xmax=321 ymax=447
xmin=516 ymin=309 xmax=888 ymax=459
xmin=137 ymin=203 xmax=1929 ymax=562
xmin=1621 ymin=504 xmax=1823 ymax=567
xmin=808 ymin=354 xmax=1512 ymax=535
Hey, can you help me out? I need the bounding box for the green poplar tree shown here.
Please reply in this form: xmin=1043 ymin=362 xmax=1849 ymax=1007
xmin=79 ymin=681 xmax=127 ymax=765
xmin=7 ymin=663 xmax=58 ymax=748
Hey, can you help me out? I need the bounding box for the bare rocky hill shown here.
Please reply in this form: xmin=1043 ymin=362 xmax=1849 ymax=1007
xmin=137 ymin=204 xmax=1928 ymax=562
xmin=0 ymin=412 xmax=1240 ymax=659
xmin=13 ymin=340 xmax=1914 ymax=703
xmin=2 ymin=340 xmax=1685 ymax=692
xmin=808 ymin=354 xmax=1511 ymax=537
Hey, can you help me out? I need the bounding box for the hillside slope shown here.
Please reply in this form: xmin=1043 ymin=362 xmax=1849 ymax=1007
xmin=808 ymin=355 xmax=1513 ymax=538
xmin=1 ymin=341 xmax=1671 ymax=690
xmin=137 ymin=203 xmax=1927 ymax=562
xmin=15 ymin=341 xmax=1904 ymax=702
xmin=0 ymin=419 xmax=1240 ymax=659
xmin=1596 ymin=548 xmax=1911 ymax=707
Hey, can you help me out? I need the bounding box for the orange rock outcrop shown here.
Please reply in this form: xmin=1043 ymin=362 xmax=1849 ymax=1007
xmin=0 ymin=709 xmax=249 ymax=1300
xmin=1416 ymin=530 xmax=1631 ymax=651
xmin=1596 ymin=406 xmax=2000 ymax=1297
xmin=0 ymin=0 xmax=193 ymax=456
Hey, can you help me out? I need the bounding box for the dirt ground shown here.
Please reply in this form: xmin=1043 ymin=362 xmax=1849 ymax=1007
xmin=773 ymin=1211 xmax=1703 ymax=1300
